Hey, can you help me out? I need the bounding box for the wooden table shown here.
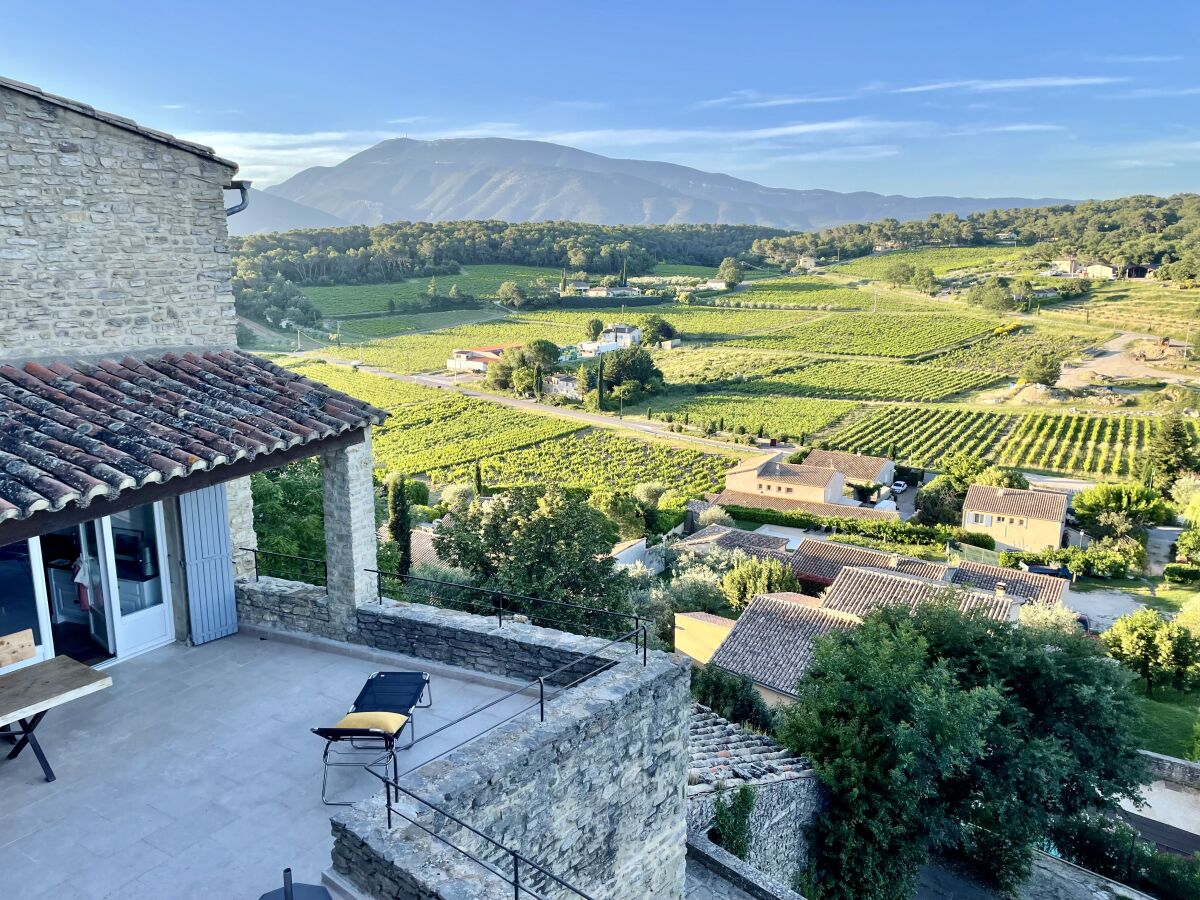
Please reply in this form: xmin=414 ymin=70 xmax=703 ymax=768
xmin=0 ymin=656 xmax=112 ymax=782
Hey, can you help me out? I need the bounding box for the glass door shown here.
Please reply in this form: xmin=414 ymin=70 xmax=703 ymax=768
xmin=0 ymin=540 xmax=53 ymax=674
xmin=38 ymin=521 xmax=116 ymax=667
xmin=107 ymin=501 xmax=175 ymax=658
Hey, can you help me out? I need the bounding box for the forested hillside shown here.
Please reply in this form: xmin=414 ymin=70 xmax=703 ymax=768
xmin=755 ymin=194 xmax=1200 ymax=280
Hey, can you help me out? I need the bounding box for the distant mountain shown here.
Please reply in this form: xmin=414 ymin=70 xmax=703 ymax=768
xmin=257 ymin=138 xmax=1068 ymax=233
xmin=228 ymin=187 xmax=348 ymax=235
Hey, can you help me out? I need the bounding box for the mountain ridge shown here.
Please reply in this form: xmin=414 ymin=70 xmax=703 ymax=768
xmin=239 ymin=137 xmax=1069 ymax=235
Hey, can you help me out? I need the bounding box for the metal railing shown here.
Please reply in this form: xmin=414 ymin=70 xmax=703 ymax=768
xmin=366 ymin=768 xmax=595 ymax=900
xmin=241 ymin=548 xmax=328 ymax=589
xmin=366 ymin=570 xmax=644 ymax=643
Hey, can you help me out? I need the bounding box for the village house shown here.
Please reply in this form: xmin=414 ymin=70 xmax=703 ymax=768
xmin=601 ymin=322 xmax=642 ymax=347
xmin=802 ymin=448 xmax=895 ymax=488
xmin=542 ymin=371 xmax=581 ymax=400
xmin=706 ymin=454 xmax=901 ymax=521
xmin=0 ymin=79 xmax=692 ymax=900
xmin=1082 ymin=261 xmax=1117 ymax=280
xmin=567 ymin=278 xmax=591 ymax=291
xmin=584 ymin=284 xmax=642 ymax=298
xmin=962 ymin=484 xmax=1068 ymax=552
xmin=446 ymin=345 xmax=507 ymax=372
xmin=673 ymin=610 xmax=736 ymax=664
xmin=1051 ymin=256 xmax=1081 ymax=276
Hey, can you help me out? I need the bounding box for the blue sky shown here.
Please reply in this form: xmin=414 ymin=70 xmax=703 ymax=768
xmin=5 ymin=1 xmax=1199 ymax=199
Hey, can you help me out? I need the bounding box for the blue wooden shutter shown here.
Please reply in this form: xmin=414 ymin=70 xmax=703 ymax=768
xmin=179 ymin=483 xmax=238 ymax=645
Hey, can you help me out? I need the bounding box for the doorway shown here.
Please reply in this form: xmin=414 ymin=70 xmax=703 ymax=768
xmin=38 ymin=520 xmax=116 ymax=666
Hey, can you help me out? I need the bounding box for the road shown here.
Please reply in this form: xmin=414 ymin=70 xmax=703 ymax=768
xmin=1058 ymin=331 xmax=1199 ymax=388
xmin=331 ymin=362 xmax=776 ymax=457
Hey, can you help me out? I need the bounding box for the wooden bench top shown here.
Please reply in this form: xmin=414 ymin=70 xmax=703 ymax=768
xmin=0 ymin=656 xmax=112 ymax=727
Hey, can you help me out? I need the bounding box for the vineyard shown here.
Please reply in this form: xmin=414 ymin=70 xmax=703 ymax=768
xmin=661 ymin=394 xmax=854 ymax=440
xmin=334 ymin=320 xmax=579 ymax=373
xmin=729 ymin=312 xmax=995 ymax=358
xmin=279 ymin=359 xmax=437 ymax=410
xmin=430 ymin=430 xmax=740 ymax=496
xmin=832 ymin=246 xmax=1030 ymax=278
xmin=302 ymin=264 xmax=565 ymax=315
xmin=716 ymin=275 xmax=884 ymax=309
xmin=742 ymin=360 xmax=1003 ymax=401
xmin=651 ymin=347 xmax=810 ymax=384
xmin=1040 ymin=280 xmax=1200 ymax=337
xmin=930 ymin=325 xmax=1102 ymax=375
xmin=994 ymin=413 xmax=1200 ymax=477
xmin=515 ymin=303 xmax=811 ymax=341
xmin=825 ymin=405 xmax=1015 ymax=466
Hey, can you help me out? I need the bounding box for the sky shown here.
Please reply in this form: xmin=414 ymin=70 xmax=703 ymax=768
xmin=4 ymin=1 xmax=1200 ymax=199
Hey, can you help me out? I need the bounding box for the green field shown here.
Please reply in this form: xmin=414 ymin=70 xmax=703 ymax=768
xmin=280 ymin=359 xmax=439 ymax=410
xmin=930 ymin=324 xmax=1103 ymax=375
xmin=652 ymin=263 xmax=717 ymax=277
xmin=825 ymin=405 xmax=1016 ymax=465
xmin=430 ymin=430 xmax=740 ymax=496
xmin=1041 ymin=280 xmax=1200 ymax=337
xmin=336 ymin=321 xmax=580 ymax=374
xmin=832 ymin=246 xmax=1031 ymax=279
xmin=651 ymin=347 xmax=811 ymax=384
xmin=515 ymin=304 xmax=814 ymax=341
xmin=303 ymin=265 xmax=564 ymax=315
xmin=741 ymin=360 xmax=1003 ymax=402
xmin=659 ymin=394 xmax=855 ymax=440
xmin=728 ymin=312 xmax=995 ymax=358
xmin=994 ymin=412 xmax=1200 ymax=477
xmin=719 ymin=275 xmax=917 ymax=311
xmin=323 ymin=309 xmax=510 ymax=341
xmin=1132 ymin=688 xmax=1199 ymax=759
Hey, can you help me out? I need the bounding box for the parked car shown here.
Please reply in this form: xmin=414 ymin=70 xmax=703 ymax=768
xmin=890 ymin=481 xmax=908 ymax=495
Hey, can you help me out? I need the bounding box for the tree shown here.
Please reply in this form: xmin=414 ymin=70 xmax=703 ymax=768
xmin=1103 ymin=608 xmax=1197 ymax=696
xmin=965 ymin=278 xmax=1018 ymax=312
xmin=441 ymin=482 xmax=476 ymax=512
xmin=603 ymin=346 xmax=662 ymax=393
xmin=941 ymin=450 xmax=990 ymax=491
xmin=883 ymin=260 xmax=916 ymax=287
xmin=387 ymin=475 xmax=412 ymax=575
xmin=1019 ymin=601 xmax=1079 ymax=633
xmin=448 ymin=283 xmax=461 ymax=301
xmin=523 ymin=338 xmax=560 ymax=370
xmin=386 ymin=297 xmax=397 ymax=313
xmin=585 ymin=318 xmax=604 ymax=341
xmin=716 ymin=256 xmax=744 ymax=285
xmin=496 ymin=280 xmax=525 ymax=306
xmin=1145 ymin=414 xmax=1196 ymax=487
xmin=596 ymin=354 xmax=605 ymax=411
xmin=698 ymin=506 xmax=735 ymax=528
xmin=974 ymin=466 xmax=1030 ymax=490
xmin=510 ymin=366 xmax=536 ymax=396
xmin=1073 ymin=482 xmax=1171 ymax=534
xmin=1020 ymin=352 xmax=1062 ymax=386
xmin=432 ymin=486 xmax=630 ymax=622
xmin=590 ymin=488 xmax=647 ymax=539
xmin=472 ymin=459 xmax=483 ymax=495
xmin=776 ymin=603 xmax=1147 ymax=898
xmin=914 ymin=474 xmax=963 ymax=525
xmin=721 ymin=555 xmax=798 ymax=610
xmin=640 ymin=314 xmax=677 ymax=345
xmin=911 ymin=267 xmax=939 ymax=294
xmin=425 ymin=276 xmax=439 ymax=299
xmin=632 ymin=481 xmax=667 ymax=509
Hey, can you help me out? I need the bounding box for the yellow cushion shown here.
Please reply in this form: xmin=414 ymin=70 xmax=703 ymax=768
xmin=334 ymin=711 xmax=408 ymax=734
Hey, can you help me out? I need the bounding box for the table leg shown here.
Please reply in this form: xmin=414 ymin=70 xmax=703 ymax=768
xmin=0 ymin=724 xmax=16 ymax=745
xmin=4 ymin=712 xmax=54 ymax=782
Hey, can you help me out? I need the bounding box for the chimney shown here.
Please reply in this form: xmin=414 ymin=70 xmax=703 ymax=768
xmin=889 ymin=554 xmax=901 ymax=569
xmin=995 ymin=582 xmax=1007 ymax=598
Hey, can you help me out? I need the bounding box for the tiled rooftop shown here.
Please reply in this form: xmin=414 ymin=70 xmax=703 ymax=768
xmin=709 ymin=489 xmax=899 ymax=520
xmin=951 ymin=559 xmax=1066 ymax=605
xmin=802 ymin=449 xmax=891 ymax=483
xmin=678 ymin=524 xmax=791 ymax=553
xmin=822 ymin=566 xmax=1015 ymax=623
xmin=687 ymin=704 xmax=810 ymax=791
xmin=790 ymin=537 xmax=948 ymax=584
xmin=0 ymin=351 xmax=385 ymax=522
xmin=963 ymin=484 xmax=1068 ymax=522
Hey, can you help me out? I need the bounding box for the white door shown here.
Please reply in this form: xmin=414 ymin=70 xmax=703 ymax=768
xmin=106 ymin=502 xmax=175 ymax=659
xmin=0 ymin=539 xmax=54 ymax=675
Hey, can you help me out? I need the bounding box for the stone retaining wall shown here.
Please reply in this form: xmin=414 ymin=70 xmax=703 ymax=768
xmin=1140 ymin=749 xmax=1200 ymax=788
xmin=686 ymin=833 xmax=808 ymax=900
xmin=236 ymin=576 xmax=337 ymax=638
xmin=687 ymin=775 xmax=824 ymax=886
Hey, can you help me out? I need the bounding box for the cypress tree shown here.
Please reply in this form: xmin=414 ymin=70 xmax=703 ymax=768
xmin=596 ymin=355 xmax=605 ymax=411
xmin=388 ymin=475 xmax=412 ymax=576
xmin=473 ymin=459 xmax=483 ymax=495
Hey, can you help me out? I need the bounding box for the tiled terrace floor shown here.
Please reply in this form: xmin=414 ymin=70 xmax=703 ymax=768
xmin=1 ymin=633 xmax=538 ymax=899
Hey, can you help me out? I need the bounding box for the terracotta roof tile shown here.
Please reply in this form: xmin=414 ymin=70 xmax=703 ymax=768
xmin=679 ymin=524 xmax=791 ymax=553
xmin=789 ymin=538 xmax=948 ymax=584
xmin=821 ymin=566 xmax=1014 ymax=623
xmin=709 ymin=593 xmax=860 ymax=695
xmin=0 ymin=350 xmax=385 ymax=522
xmin=951 ymin=560 xmax=1065 ymax=605
xmin=963 ymin=484 xmax=1068 ymax=522
xmin=687 ymin=704 xmax=810 ymax=791
xmin=802 ymin=449 xmax=891 ymax=483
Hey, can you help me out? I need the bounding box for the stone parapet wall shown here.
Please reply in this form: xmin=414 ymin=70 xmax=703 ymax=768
xmin=1140 ymin=749 xmax=1200 ymax=788
xmin=236 ymin=578 xmax=690 ymax=898
xmin=0 ymin=82 xmax=238 ymax=359
xmin=687 ymin=775 xmax=824 ymax=886
xmin=686 ymin=833 xmax=808 ymax=900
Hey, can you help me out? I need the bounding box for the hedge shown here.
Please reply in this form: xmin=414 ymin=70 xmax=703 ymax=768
xmin=1163 ymin=563 xmax=1200 ymax=584
xmin=719 ymin=503 xmax=991 ymax=549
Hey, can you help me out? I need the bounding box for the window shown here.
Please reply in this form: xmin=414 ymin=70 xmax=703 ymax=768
xmin=786 ymin=487 xmax=793 ymax=494
xmin=971 ymin=513 xmax=984 ymax=524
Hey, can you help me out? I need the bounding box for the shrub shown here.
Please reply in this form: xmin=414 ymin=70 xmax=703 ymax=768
xmin=691 ymin=665 xmax=774 ymax=733
xmin=1164 ymin=563 xmax=1200 ymax=584
xmin=951 ymin=529 xmax=995 ymax=550
xmin=712 ymin=785 xmax=756 ymax=860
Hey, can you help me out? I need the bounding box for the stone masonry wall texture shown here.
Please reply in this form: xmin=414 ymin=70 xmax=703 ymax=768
xmin=0 ymin=81 xmax=239 ymax=359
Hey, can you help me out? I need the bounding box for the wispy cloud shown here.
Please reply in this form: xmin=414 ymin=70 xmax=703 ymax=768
xmin=1111 ymin=85 xmax=1200 ymax=99
xmin=180 ymin=128 xmax=408 ymax=184
xmin=947 ymin=123 xmax=1069 ymax=137
xmin=386 ymin=115 xmax=430 ymax=125
xmin=162 ymin=103 xmax=186 ymax=110
xmin=772 ymin=144 xmax=901 ymax=162
xmin=697 ymin=89 xmax=852 ymax=109
xmin=894 ymin=76 xmax=1127 ymax=94
xmin=1099 ymin=55 xmax=1182 ymax=64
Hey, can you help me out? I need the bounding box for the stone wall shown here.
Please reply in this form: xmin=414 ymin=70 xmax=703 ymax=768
xmin=327 ymin=603 xmax=691 ymax=899
xmin=1140 ymin=749 xmax=1200 ymax=789
xmin=686 ymin=833 xmax=808 ymax=900
xmin=236 ymin=576 xmax=339 ymax=637
xmin=226 ymin=476 xmax=257 ymax=580
xmin=0 ymin=80 xmax=238 ymax=359
xmin=688 ymin=776 xmax=823 ymax=886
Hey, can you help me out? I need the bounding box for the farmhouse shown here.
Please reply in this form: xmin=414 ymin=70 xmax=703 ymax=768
xmin=962 ymin=484 xmax=1068 ymax=552
xmin=585 ymin=284 xmax=642 ymax=298
xmin=676 ymin=523 xmax=790 ymax=558
xmin=568 ymin=279 xmax=591 ymax=291
xmin=1082 ymin=261 xmax=1117 ymax=280
xmin=708 ymin=593 xmax=859 ymax=704
xmin=802 ymin=448 xmax=894 ymax=486
xmin=543 ymin=372 xmax=581 ymax=400
xmin=446 ymin=345 xmax=507 ymax=372
xmin=725 ymin=454 xmax=845 ymax=504
xmin=601 ymin=322 xmax=642 ymax=347
xmin=698 ymin=279 xmax=730 ymax=291
xmin=1051 ymin=256 xmax=1081 ymax=276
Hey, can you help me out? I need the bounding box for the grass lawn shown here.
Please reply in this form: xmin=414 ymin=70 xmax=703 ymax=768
xmin=1072 ymin=575 xmax=1200 ymax=615
xmin=303 ymin=265 xmax=564 ymax=315
xmin=1132 ymin=686 xmax=1199 ymax=759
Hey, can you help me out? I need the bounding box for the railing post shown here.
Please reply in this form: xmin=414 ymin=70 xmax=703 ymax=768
xmin=494 ymin=592 xmax=504 ymax=628
xmin=512 ymin=852 xmax=519 ymax=900
xmin=385 ymin=778 xmax=393 ymax=829
xmin=537 ymin=677 xmax=545 ymax=723
xmin=251 ymin=550 xmax=259 ymax=582
xmin=642 ymin=625 xmax=648 ymax=666
xmin=375 ymin=569 xmax=383 ymax=604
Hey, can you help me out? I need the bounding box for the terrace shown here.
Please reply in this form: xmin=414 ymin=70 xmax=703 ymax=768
xmin=2 ymin=568 xmax=701 ymax=899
